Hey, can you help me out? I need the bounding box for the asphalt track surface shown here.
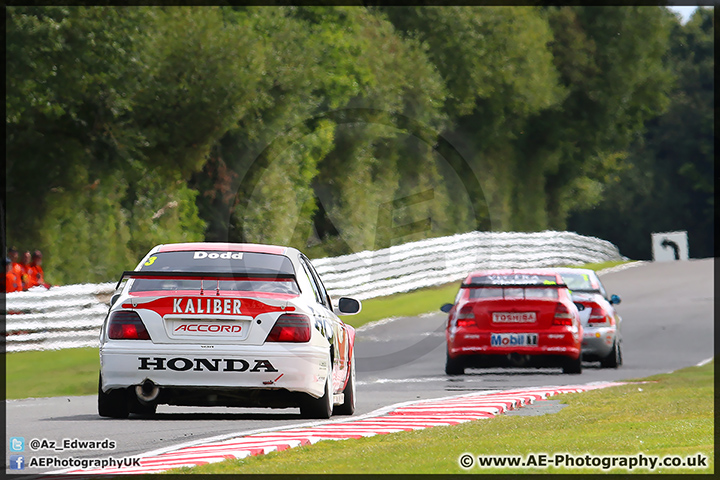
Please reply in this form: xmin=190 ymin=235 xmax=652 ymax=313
xmin=5 ymin=258 xmax=714 ymax=475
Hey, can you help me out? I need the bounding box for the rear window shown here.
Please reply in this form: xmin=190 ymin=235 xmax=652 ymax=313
xmin=464 ymin=273 xmax=562 ymax=300
xmin=138 ymin=251 xmax=295 ymax=275
xmin=467 ymin=274 xmax=560 ymax=286
xmin=560 ymin=272 xmax=597 ymax=292
xmin=129 ymin=279 xmax=299 ymax=294
xmin=129 ymin=251 xmax=298 ymax=294
xmin=469 ymin=287 xmax=558 ymax=300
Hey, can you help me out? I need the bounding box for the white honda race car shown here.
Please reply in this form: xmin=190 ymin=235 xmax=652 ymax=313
xmin=98 ymin=242 xmax=361 ymax=419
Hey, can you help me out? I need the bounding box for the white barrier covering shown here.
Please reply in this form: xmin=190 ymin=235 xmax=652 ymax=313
xmin=5 ymin=283 xmax=116 ymax=352
xmin=312 ymin=230 xmax=623 ymax=299
xmin=4 ymin=231 xmax=623 ymax=352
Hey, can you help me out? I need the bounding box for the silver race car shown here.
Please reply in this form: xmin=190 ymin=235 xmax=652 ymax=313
xmin=555 ymin=268 xmax=623 ymax=368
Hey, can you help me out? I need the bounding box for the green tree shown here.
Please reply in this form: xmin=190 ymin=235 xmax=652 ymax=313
xmin=191 ymin=6 xmax=341 ymax=247
xmin=306 ymin=7 xmax=453 ymax=255
xmin=568 ymin=8 xmax=714 ymax=259
xmin=6 ymin=7 xmax=147 ymax=249
xmin=526 ymin=6 xmax=674 ymax=230
xmin=381 ymin=6 xmax=566 ymax=231
xmin=6 ymin=6 xmax=261 ymax=282
xmin=194 ymin=6 xmax=454 ymax=257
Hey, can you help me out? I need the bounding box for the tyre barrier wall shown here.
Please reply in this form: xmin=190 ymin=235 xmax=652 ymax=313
xmin=3 ymin=230 xmax=623 ymax=352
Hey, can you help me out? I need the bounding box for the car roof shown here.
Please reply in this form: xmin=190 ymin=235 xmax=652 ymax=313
xmin=156 ymin=242 xmax=290 ymax=256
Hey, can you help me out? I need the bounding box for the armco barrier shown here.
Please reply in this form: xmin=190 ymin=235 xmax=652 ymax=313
xmin=4 ymin=230 xmax=623 ymax=352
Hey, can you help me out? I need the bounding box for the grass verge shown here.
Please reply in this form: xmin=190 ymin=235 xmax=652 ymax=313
xmin=581 ymin=259 xmax=633 ymax=272
xmin=346 ymin=281 xmax=460 ymax=329
xmin=5 ymin=347 xmax=99 ymax=400
xmin=167 ymin=360 xmax=714 ymax=474
xmin=5 ymin=260 xmax=633 ymax=399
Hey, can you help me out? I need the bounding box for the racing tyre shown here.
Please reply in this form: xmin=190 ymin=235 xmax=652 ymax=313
xmin=445 ymin=352 xmax=465 ymax=375
xmin=98 ymin=374 xmax=129 ymax=419
xmin=334 ymin=351 xmax=355 ymax=416
xmin=562 ymin=355 xmax=582 ymax=374
xmin=300 ymin=355 xmax=333 ymax=419
xmin=600 ymin=341 xmax=621 ymax=369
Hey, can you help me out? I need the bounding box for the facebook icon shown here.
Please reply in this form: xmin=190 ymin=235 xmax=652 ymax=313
xmin=9 ymin=455 xmax=25 ymax=470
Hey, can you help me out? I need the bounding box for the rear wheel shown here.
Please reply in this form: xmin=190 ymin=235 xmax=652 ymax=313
xmin=600 ymin=340 xmax=622 ymax=369
xmin=300 ymin=354 xmax=333 ymax=419
xmin=562 ymin=355 xmax=582 ymax=374
xmin=98 ymin=374 xmax=129 ymax=419
xmin=334 ymin=351 xmax=355 ymax=416
xmin=445 ymin=351 xmax=465 ymax=375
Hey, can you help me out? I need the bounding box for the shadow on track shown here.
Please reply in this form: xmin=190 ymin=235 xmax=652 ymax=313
xmin=46 ymin=411 xmax=306 ymax=422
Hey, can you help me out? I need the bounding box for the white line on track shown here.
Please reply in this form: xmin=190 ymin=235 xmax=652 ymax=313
xmin=696 ymin=357 xmax=713 ymax=367
xmin=356 ymin=376 xmax=448 ymax=385
xmin=597 ymin=261 xmax=646 ymax=276
xmin=356 ymin=311 xmax=438 ymax=333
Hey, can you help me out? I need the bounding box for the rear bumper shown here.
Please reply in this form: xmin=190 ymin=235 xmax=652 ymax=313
xmin=455 ymin=353 xmax=578 ymax=369
xmin=100 ymin=342 xmax=328 ymax=399
xmin=448 ymin=328 xmax=581 ymax=361
xmin=581 ymin=326 xmax=617 ymax=359
xmin=449 ymin=345 xmax=581 ymax=360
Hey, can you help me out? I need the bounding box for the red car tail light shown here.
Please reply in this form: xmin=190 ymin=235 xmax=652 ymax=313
xmin=456 ymin=305 xmax=475 ymax=327
xmin=108 ymin=311 xmax=151 ymax=340
xmin=552 ymin=303 xmax=573 ymax=326
xmin=587 ymin=303 xmax=613 ymax=326
xmin=458 ymin=305 xmax=475 ymax=319
xmin=266 ymin=313 xmax=311 ymax=342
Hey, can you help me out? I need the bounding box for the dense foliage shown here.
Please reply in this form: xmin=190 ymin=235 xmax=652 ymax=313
xmin=5 ymin=6 xmax=712 ymax=284
xmin=567 ymin=8 xmax=714 ymax=259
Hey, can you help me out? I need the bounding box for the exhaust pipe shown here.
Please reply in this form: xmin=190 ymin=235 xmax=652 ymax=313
xmin=135 ymin=379 xmax=160 ymax=403
xmin=507 ymin=353 xmax=530 ymax=367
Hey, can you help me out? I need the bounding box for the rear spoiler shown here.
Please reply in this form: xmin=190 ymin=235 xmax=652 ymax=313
xmin=116 ymin=271 xmax=297 ymax=290
xmin=461 ymin=282 xmax=568 ymax=289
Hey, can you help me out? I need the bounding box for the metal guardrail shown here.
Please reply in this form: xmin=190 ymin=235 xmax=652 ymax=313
xmin=4 ymin=231 xmax=623 ymax=352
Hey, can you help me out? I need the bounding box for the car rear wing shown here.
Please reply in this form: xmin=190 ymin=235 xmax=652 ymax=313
xmin=115 ymin=270 xmax=298 ymax=290
xmin=462 ymin=273 xmax=568 ymax=289
xmin=461 ymin=282 xmax=569 ymax=289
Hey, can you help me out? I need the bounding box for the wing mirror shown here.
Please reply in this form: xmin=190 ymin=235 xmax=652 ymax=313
xmin=336 ymin=297 xmax=362 ymax=315
xmin=573 ymin=302 xmax=586 ymax=311
xmin=440 ymin=303 xmax=453 ymax=313
xmin=610 ymin=294 xmax=622 ymax=305
xmin=110 ymin=294 xmax=121 ymax=307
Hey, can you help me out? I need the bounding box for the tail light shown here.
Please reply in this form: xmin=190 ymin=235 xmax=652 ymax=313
xmin=587 ymin=303 xmax=613 ymax=326
xmin=266 ymin=313 xmax=311 ymax=342
xmin=108 ymin=311 xmax=151 ymax=340
xmin=552 ymin=303 xmax=573 ymax=326
xmin=456 ymin=305 xmax=475 ymax=327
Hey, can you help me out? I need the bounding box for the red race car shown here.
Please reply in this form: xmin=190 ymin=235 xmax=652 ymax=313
xmin=441 ymin=269 xmax=583 ymax=375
